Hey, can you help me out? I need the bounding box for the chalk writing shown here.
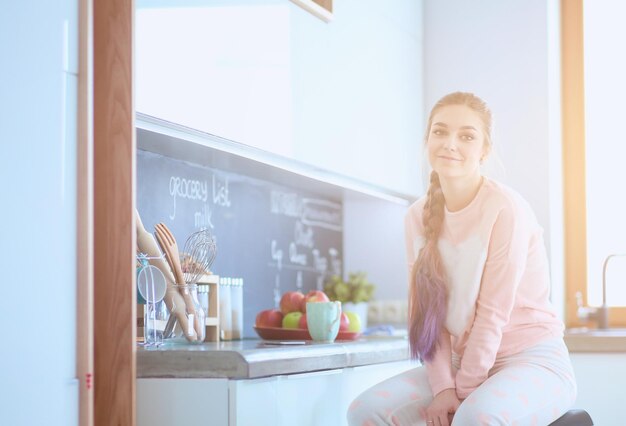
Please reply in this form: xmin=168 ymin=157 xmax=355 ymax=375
xmin=271 ymin=240 xmax=283 ymax=271
xmin=289 ymin=242 xmax=307 ymax=265
xmin=301 ymin=199 xmax=342 ymax=231
xmin=194 ymin=203 xmax=214 ymax=229
xmin=312 ymin=249 xmax=328 ymax=274
xmin=273 ymin=275 xmax=281 ymax=309
xmin=329 ymin=248 xmax=342 ymax=276
xmin=212 ymin=174 xmax=231 ymax=207
xmin=270 ymin=190 xmax=300 ymax=217
xmin=296 ymin=271 xmax=303 ymax=291
xmin=271 ymin=191 xmax=342 ymax=232
xmin=313 ymin=249 xmax=328 ymax=291
xmin=294 ymin=221 xmax=314 ymax=248
xmin=169 ymin=175 xmax=208 ymax=220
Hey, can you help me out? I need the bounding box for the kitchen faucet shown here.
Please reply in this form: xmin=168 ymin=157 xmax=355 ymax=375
xmin=576 ymin=253 xmax=626 ymax=329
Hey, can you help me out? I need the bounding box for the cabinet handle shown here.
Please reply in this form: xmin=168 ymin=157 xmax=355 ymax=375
xmin=283 ymin=368 xmax=343 ymax=380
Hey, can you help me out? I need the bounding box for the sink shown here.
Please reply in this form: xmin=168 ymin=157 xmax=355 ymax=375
xmin=565 ymin=327 xmax=626 ymax=337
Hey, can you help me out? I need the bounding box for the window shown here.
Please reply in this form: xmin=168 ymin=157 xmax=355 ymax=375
xmin=563 ymin=0 xmax=626 ymax=326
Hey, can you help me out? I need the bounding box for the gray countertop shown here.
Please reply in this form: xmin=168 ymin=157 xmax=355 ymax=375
xmin=137 ymin=336 xmax=411 ymax=379
xmin=564 ymin=328 xmax=626 ymax=352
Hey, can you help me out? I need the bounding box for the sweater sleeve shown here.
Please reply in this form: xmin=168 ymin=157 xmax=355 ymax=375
xmin=454 ymin=203 xmax=530 ymax=399
xmin=425 ymin=330 xmax=456 ymax=396
xmin=405 ymin=208 xmax=455 ymax=396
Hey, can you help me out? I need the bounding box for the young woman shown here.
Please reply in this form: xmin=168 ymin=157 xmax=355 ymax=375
xmin=347 ymin=92 xmax=576 ymax=426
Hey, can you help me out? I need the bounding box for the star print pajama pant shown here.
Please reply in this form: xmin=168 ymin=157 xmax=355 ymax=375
xmin=347 ymin=337 xmax=577 ymax=426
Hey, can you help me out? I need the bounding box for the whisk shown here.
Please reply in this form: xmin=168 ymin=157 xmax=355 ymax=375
xmin=180 ymin=229 xmax=218 ymax=284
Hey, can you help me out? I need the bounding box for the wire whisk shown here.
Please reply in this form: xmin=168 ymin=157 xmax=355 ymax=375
xmin=180 ymin=229 xmax=218 ymax=285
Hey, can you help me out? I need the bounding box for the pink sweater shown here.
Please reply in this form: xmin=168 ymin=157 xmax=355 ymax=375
xmin=404 ymin=177 xmax=564 ymax=399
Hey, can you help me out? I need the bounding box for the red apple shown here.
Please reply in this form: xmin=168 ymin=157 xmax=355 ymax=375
xmin=298 ymin=313 xmax=308 ymax=330
xmin=255 ymin=309 xmax=284 ymax=328
xmin=339 ymin=312 xmax=350 ymax=332
xmin=302 ymin=290 xmax=330 ymax=313
xmin=280 ymin=291 xmax=305 ymax=315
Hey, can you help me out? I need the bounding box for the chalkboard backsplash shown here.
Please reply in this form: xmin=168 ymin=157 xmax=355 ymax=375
xmin=137 ymin=149 xmax=343 ymax=338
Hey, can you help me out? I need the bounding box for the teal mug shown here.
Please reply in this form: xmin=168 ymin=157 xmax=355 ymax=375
xmin=306 ymin=301 xmax=342 ymax=342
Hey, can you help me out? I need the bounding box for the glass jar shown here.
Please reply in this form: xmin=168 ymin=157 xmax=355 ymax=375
xmin=166 ymin=284 xmax=206 ymax=344
xmin=198 ymin=284 xmax=210 ymax=317
xmin=230 ymin=278 xmax=243 ymax=340
xmin=219 ymin=278 xmax=232 ymax=340
xmin=144 ymin=299 xmax=169 ymax=346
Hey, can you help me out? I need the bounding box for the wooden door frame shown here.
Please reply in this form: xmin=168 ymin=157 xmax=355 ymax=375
xmin=562 ymin=0 xmax=588 ymax=328
xmin=92 ymin=0 xmax=136 ymax=424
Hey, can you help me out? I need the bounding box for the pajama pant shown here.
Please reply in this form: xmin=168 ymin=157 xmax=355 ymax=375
xmin=347 ymin=337 xmax=577 ymax=426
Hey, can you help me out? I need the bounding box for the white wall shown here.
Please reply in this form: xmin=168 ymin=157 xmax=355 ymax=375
xmin=0 ymin=1 xmax=78 ymax=425
xmin=343 ymin=194 xmax=409 ymax=302
xmin=422 ymin=0 xmax=565 ymax=317
xmin=136 ymin=0 xmax=424 ymax=196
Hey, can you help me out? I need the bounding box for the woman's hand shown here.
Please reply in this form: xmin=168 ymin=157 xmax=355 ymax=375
xmin=423 ymin=388 xmax=460 ymax=426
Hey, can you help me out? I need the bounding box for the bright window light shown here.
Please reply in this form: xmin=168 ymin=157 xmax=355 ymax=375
xmin=583 ymin=0 xmax=626 ymax=306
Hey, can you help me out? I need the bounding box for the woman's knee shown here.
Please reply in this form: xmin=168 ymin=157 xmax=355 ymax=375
xmin=452 ymin=399 xmax=509 ymax=426
xmin=346 ymin=391 xmax=387 ymax=426
xmin=346 ymin=396 xmax=367 ymax=426
xmin=346 ymin=366 xmax=431 ymax=426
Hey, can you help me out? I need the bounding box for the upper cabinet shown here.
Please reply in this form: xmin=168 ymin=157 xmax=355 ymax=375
xmin=136 ymin=0 xmax=424 ymax=198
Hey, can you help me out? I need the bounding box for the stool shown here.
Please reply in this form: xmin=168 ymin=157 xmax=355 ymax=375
xmin=548 ymin=409 xmax=593 ymax=425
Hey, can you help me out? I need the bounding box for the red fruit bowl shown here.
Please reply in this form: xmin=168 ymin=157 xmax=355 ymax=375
xmin=254 ymin=326 xmax=361 ymax=341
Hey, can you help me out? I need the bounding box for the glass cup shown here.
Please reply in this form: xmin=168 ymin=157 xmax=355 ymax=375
xmin=144 ymin=299 xmax=169 ymax=346
xmin=166 ymin=284 xmax=206 ymax=344
xmin=136 ymin=258 xmax=168 ymax=346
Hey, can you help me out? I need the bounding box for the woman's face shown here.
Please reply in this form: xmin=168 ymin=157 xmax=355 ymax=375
xmin=426 ymin=104 xmax=488 ymax=181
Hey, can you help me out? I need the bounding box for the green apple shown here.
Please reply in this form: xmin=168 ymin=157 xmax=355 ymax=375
xmin=282 ymin=311 xmax=303 ymax=329
xmin=344 ymin=311 xmax=362 ymax=332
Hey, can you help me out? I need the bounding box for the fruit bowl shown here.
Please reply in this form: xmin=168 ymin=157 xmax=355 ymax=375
xmin=253 ymin=326 xmax=361 ymax=341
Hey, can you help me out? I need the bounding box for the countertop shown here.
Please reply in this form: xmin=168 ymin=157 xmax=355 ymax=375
xmin=137 ymin=328 xmax=624 ymax=380
xmin=564 ymin=328 xmax=626 ymax=352
xmin=137 ymin=336 xmax=412 ymax=379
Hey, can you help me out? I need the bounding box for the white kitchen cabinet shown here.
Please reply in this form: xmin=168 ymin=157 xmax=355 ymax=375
xmin=229 ymin=376 xmax=280 ymax=425
xmin=277 ymin=369 xmax=347 ymax=425
xmin=570 ymin=353 xmax=626 ymax=426
xmin=135 ymin=1 xmax=423 ymax=197
xmin=137 ymin=360 xmax=415 ymax=426
xmin=137 ymin=378 xmax=230 ymax=426
xmin=232 ymin=369 xmax=347 ymax=426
